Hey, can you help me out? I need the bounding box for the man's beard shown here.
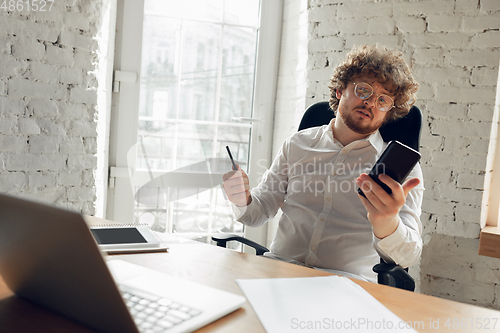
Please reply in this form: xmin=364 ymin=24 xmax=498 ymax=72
xmin=339 ymin=106 xmax=385 ymax=135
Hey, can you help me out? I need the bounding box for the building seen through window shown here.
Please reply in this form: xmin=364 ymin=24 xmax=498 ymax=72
xmin=132 ymin=0 xmax=260 ymax=244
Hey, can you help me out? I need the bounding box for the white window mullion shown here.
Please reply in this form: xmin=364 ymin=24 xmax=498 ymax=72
xmin=107 ymin=0 xmax=146 ymax=224
xmin=212 ymin=20 xmax=224 ymax=161
xmin=172 ymin=20 xmax=185 ymax=171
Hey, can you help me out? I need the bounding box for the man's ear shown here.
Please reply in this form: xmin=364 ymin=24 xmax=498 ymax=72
xmin=336 ymin=89 xmax=342 ymax=99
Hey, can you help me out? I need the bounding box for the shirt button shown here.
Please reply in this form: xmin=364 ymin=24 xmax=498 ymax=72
xmin=326 ymin=197 xmax=331 ymax=201
xmin=320 ymin=218 xmax=325 ymax=222
xmin=311 ymin=246 xmax=316 ymax=251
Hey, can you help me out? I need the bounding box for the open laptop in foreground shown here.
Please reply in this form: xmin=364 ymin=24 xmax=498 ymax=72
xmin=0 ymin=193 xmax=245 ymax=333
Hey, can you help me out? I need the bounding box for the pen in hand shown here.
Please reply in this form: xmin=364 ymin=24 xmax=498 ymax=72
xmin=225 ymin=146 xmax=238 ymax=171
xmin=224 ymin=145 xmax=252 ymax=206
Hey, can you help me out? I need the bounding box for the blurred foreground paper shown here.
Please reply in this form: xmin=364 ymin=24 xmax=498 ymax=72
xmin=236 ymin=276 xmax=417 ymax=333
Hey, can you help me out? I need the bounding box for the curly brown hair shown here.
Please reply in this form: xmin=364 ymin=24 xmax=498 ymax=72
xmin=328 ymin=44 xmax=419 ymax=123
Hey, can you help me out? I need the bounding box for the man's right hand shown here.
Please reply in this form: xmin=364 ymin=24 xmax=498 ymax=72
xmin=222 ymin=164 xmax=252 ymax=207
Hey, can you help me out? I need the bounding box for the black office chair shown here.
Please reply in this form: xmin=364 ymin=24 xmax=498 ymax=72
xmin=213 ymin=102 xmax=423 ymax=291
xmin=298 ymin=101 xmax=422 ymax=151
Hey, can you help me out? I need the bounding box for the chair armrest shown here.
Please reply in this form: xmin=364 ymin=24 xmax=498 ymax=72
xmin=212 ymin=234 xmax=269 ymax=256
xmin=373 ymin=262 xmax=415 ymax=292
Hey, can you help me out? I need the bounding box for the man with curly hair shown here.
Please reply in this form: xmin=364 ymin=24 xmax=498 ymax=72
xmin=223 ymin=44 xmax=423 ymax=283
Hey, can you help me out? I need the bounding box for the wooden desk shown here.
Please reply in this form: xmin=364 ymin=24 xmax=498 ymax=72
xmin=1 ymin=224 xmax=499 ymax=332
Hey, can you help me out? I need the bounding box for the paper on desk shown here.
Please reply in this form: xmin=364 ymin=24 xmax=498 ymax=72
xmin=236 ymin=276 xmax=416 ymax=333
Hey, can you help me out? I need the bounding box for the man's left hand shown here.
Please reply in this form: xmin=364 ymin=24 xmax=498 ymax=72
xmin=356 ymin=173 xmax=420 ymax=239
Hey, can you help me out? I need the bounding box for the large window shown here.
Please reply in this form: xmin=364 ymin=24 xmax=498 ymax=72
xmin=108 ymin=0 xmax=281 ymax=247
xmin=135 ymin=0 xmax=260 ymax=242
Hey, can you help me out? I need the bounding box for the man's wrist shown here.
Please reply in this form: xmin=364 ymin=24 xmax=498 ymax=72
xmin=372 ymin=216 xmax=399 ymax=239
xmin=235 ymin=194 xmax=252 ymax=207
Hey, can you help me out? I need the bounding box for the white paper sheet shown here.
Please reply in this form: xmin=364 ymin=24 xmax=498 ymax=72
xmin=237 ymin=276 xmax=417 ymax=333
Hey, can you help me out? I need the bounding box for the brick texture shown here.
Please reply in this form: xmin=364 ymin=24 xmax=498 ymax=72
xmin=0 ymin=2 xmax=101 ymax=215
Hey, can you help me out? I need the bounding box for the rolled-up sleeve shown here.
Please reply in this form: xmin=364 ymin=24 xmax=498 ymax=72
xmin=373 ymin=163 xmax=424 ymax=268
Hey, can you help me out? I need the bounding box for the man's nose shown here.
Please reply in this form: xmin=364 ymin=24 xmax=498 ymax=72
xmin=363 ymin=94 xmax=377 ymax=108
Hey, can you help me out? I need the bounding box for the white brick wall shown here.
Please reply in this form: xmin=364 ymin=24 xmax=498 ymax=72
xmin=0 ymin=1 xmax=106 ymax=215
xmin=275 ymin=0 xmax=500 ymax=309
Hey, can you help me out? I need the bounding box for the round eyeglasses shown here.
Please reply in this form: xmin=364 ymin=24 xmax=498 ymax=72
xmin=353 ymin=82 xmax=394 ymax=112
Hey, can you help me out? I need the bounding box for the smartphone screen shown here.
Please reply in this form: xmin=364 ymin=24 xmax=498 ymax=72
xmin=358 ymin=140 xmax=421 ymax=197
xmin=91 ymin=228 xmax=148 ymax=245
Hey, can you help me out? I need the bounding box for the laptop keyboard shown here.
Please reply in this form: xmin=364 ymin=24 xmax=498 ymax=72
xmin=120 ymin=286 xmax=202 ymax=332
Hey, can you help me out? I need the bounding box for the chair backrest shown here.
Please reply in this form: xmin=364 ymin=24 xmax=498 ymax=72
xmin=298 ymin=101 xmax=423 ymax=151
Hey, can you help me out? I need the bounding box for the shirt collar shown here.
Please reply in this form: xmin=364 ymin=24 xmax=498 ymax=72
xmin=367 ymin=130 xmax=385 ymax=154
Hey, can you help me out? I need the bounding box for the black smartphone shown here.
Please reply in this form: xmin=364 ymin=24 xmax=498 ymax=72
xmin=358 ymin=140 xmax=421 ymax=198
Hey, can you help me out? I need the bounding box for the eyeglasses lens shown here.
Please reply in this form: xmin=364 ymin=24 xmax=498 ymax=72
xmin=377 ymin=97 xmax=392 ymax=112
xmin=354 ymin=82 xmax=393 ymax=112
xmin=354 ymin=83 xmax=372 ymax=99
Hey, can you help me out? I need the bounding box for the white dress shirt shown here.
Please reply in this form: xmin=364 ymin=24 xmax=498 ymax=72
xmin=233 ymin=119 xmax=424 ymax=283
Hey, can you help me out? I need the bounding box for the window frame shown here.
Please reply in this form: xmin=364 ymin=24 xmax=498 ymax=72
xmin=106 ymin=0 xmax=283 ymax=247
xmin=479 ymin=60 xmax=500 ymax=259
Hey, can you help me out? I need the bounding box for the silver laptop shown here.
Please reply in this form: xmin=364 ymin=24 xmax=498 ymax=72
xmin=0 ymin=193 xmax=245 ymax=333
